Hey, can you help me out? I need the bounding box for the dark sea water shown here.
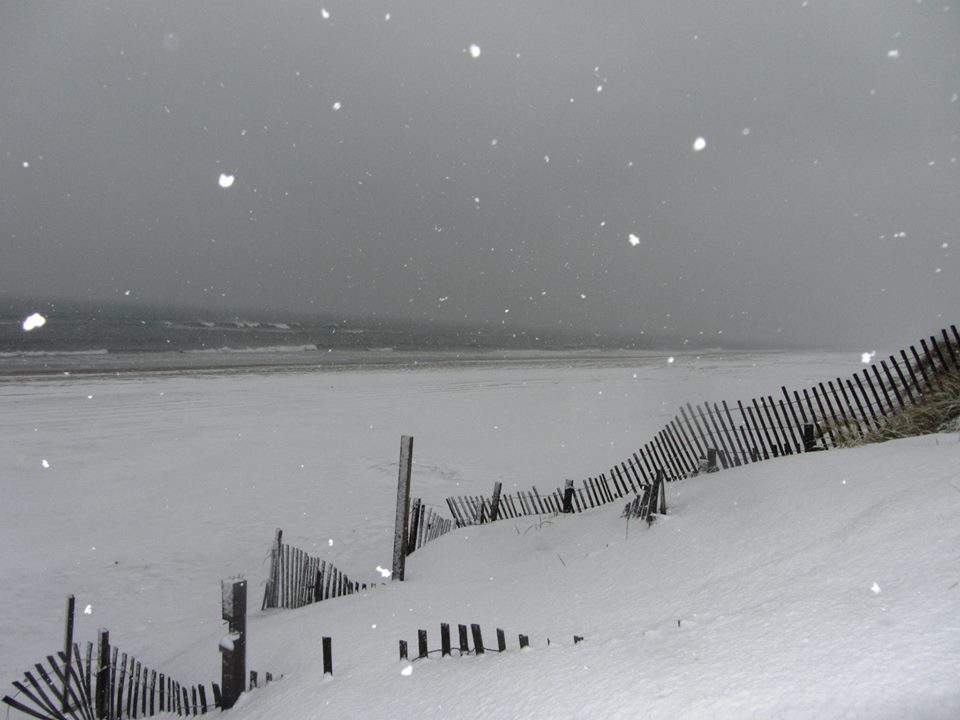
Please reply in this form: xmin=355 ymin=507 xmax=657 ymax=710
xmin=0 ymin=303 xmax=658 ymax=376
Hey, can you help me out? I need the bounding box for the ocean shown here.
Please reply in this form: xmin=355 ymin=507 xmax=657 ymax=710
xmin=0 ymin=302 xmax=661 ymax=376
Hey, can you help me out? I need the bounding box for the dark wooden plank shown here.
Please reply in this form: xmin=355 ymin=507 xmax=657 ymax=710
xmin=667 ymin=418 xmax=698 ymax=470
xmin=687 ymin=404 xmax=718 ymax=465
xmin=944 ymin=327 xmax=960 ymax=369
xmin=775 ymin=396 xmax=802 ymax=454
xmin=678 ymin=405 xmax=707 ymax=461
xmin=851 ymin=373 xmax=879 ymax=428
xmin=861 ymin=368 xmax=889 ymax=418
xmin=470 ymin=625 xmax=485 ymax=655
xmin=632 ymin=452 xmax=651 ymax=484
xmin=832 ymin=379 xmax=863 ymax=438
xmin=870 ymin=364 xmax=896 ymax=413
xmin=699 ymin=403 xmax=732 ymax=467
xmin=930 ymin=335 xmax=950 ymax=377
xmin=810 ymin=386 xmax=837 ymax=447
xmin=780 ymin=389 xmax=805 ymax=454
xmin=655 ymin=429 xmax=684 ymax=477
xmin=441 ymin=623 xmax=451 ymax=657
xmin=458 ymin=625 xmax=469 ymax=656
xmin=710 ymin=402 xmax=742 ymax=466
xmin=407 ymin=498 xmax=422 ymax=556
xmin=888 ymin=356 xmax=915 ymax=405
xmin=911 ymin=345 xmax=935 ymax=392
xmin=920 ymin=340 xmax=944 ymax=391
xmin=816 ymin=383 xmax=843 ymax=443
xmin=760 ymin=397 xmax=789 ymax=456
xmin=737 ymin=400 xmax=764 ymax=460
xmin=650 ymin=436 xmax=677 ymax=480
xmin=750 ymin=399 xmax=778 ymax=458
xmin=418 ymin=630 xmax=428 ymax=660
xmin=900 ymin=349 xmax=925 ymax=401
xmin=880 ymin=360 xmax=905 ymax=409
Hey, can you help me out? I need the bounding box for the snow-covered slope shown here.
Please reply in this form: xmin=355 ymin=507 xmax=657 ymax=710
xmin=232 ymin=435 xmax=960 ymax=719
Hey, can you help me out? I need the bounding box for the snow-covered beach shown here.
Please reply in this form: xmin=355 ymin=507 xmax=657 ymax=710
xmin=2 ymin=351 xmax=958 ymax=718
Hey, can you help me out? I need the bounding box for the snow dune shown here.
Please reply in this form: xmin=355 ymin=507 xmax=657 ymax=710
xmin=1 ymin=352 xmax=957 ymax=717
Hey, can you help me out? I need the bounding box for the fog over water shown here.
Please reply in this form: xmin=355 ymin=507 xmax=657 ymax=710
xmin=2 ymin=1 xmax=958 ymax=350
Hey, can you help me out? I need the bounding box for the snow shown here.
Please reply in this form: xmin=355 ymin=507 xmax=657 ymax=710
xmin=469 ymin=44 xmax=481 ymax=59
xmin=218 ymin=173 xmax=235 ymax=188
xmin=861 ymin=350 xmax=876 ymax=363
xmin=21 ymin=313 xmax=46 ymax=331
xmin=1 ymin=352 xmax=958 ymax=718
xmin=692 ymin=137 xmax=707 ymax=152
xmin=628 ymin=233 xmax=641 ymax=247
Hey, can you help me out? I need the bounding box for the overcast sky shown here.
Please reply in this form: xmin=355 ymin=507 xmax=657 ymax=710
xmin=1 ymin=1 xmax=957 ymax=348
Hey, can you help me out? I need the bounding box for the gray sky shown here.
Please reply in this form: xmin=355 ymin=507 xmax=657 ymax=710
xmin=1 ymin=0 xmax=958 ymax=349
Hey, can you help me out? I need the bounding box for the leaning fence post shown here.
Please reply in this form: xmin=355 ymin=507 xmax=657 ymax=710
xmin=62 ymin=594 xmax=76 ymax=713
xmin=220 ymin=579 xmax=247 ymax=710
xmin=392 ymin=436 xmax=414 ymax=581
xmin=802 ymin=424 xmax=817 ymax=452
xmin=490 ymin=482 xmax=503 ymax=522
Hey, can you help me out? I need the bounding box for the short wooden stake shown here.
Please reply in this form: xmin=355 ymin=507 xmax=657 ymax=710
xmin=440 ymin=623 xmax=451 ymax=657
xmin=458 ymin=625 xmax=469 ymax=655
xmin=802 ymin=423 xmax=817 ymax=452
xmin=519 ymin=634 xmax=529 ymax=649
xmin=322 ymin=637 xmax=333 ymax=676
xmin=496 ymin=629 xmax=506 ymax=653
xmin=198 ymin=685 xmax=208 ymax=714
xmin=563 ymin=480 xmax=575 ymax=513
xmin=471 ymin=624 xmax=485 ymax=655
xmin=418 ymin=630 xmax=429 ymax=659
xmin=399 ymin=640 xmax=408 ymax=662
xmin=249 ymin=671 xmax=258 ymax=690
xmin=391 ymin=436 xmax=414 ymax=581
xmin=574 ymin=635 xmax=584 ymax=645
xmin=407 ymin=498 xmax=422 ymax=556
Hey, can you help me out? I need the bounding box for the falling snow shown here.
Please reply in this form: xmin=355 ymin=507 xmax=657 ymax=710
xmin=21 ymin=313 xmax=46 ymax=331
xmin=628 ymin=234 xmax=641 ymax=247
xmin=861 ymin=351 xmax=876 ymax=364
xmin=469 ymin=44 xmax=481 ymax=58
xmin=218 ymin=173 xmax=235 ymax=188
xmin=693 ymin=137 xmax=707 ymax=152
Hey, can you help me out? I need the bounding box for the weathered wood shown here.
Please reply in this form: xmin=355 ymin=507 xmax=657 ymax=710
xmin=562 ymin=480 xmax=575 ymax=513
xmin=62 ymin=595 xmax=76 ymax=714
xmin=809 ymin=386 xmax=836 ymax=447
xmin=831 ymin=379 xmax=863 ymax=438
xmin=678 ymin=405 xmax=707 ymax=460
xmin=211 ymin=683 xmax=222 ymax=711
xmin=198 ymin=685 xmax=207 ymax=714
xmin=710 ymin=403 xmax=741 ymax=467
xmin=441 ymin=623 xmax=451 ymax=657
xmin=458 ymin=625 xmax=469 ymax=655
xmin=929 ymin=336 xmax=950 ymax=378
xmin=887 ymin=356 xmax=915 ymax=405
xmin=399 ymin=640 xmax=408 ymax=662
xmin=497 ymin=629 xmax=506 ymax=653
xmin=747 ymin=400 xmax=775 ymax=458
xmin=490 ymin=482 xmax=503 ymax=522
xmin=816 ymin=383 xmax=842 ymax=443
xmin=220 ymin=579 xmax=246 ymax=710
xmin=470 ymin=625 xmax=485 ymax=655
xmin=900 ymin=349 xmax=925 ymax=401
xmin=911 ymin=345 xmax=935 ymax=393
xmin=880 ymin=360 xmax=905 ymax=409
xmin=392 ymin=436 xmax=414 ymax=581
xmin=407 ymin=498 xmax=422 ymax=556
xmin=871 ymin=364 xmax=896 ymax=413
xmin=519 ymin=634 xmax=529 ymax=649
xmin=323 ymin=637 xmax=333 ymax=676
xmin=844 ymin=378 xmax=871 ymax=433
xmin=739 ymin=400 xmax=767 ymax=460
xmin=669 ymin=418 xmax=699 ymax=471
xmin=700 ymin=404 xmax=732 ymax=467
xmin=861 ymin=368 xmax=888 ymax=419
xmin=754 ymin=398 xmax=781 ymax=457
xmin=943 ymin=327 xmax=959 ymax=369
xmin=418 ymin=630 xmax=428 ymax=660
xmin=667 ymin=419 xmax=698 ymax=471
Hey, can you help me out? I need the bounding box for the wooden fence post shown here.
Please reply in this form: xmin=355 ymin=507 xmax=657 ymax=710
xmin=95 ymin=629 xmax=109 ymax=719
xmin=490 ymin=482 xmax=503 ymax=522
xmin=392 ymin=436 xmax=414 ymax=581
xmin=62 ymin=594 xmax=76 ymax=714
xmin=220 ymin=579 xmax=247 ymax=710
xmin=471 ymin=624 xmax=485 ymax=655
xmin=441 ymin=624 xmax=451 ymax=657
xmin=322 ymin=637 xmax=333 ymax=676
xmin=563 ymin=480 xmax=575 ymax=513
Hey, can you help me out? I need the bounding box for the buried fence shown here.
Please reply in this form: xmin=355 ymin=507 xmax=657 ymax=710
xmin=3 ymin=586 xmax=277 ymax=720
xmin=446 ymin=325 xmax=960 ymax=527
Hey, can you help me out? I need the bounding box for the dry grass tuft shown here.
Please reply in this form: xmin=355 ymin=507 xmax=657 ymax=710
xmin=829 ymin=366 xmax=960 ymax=447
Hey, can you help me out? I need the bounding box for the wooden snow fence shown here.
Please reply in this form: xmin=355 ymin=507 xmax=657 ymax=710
xmin=261 ymin=529 xmax=378 ymax=611
xmin=406 ymin=498 xmax=454 ymax=556
xmin=445 ymin=325 xmax=960 ymax=527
